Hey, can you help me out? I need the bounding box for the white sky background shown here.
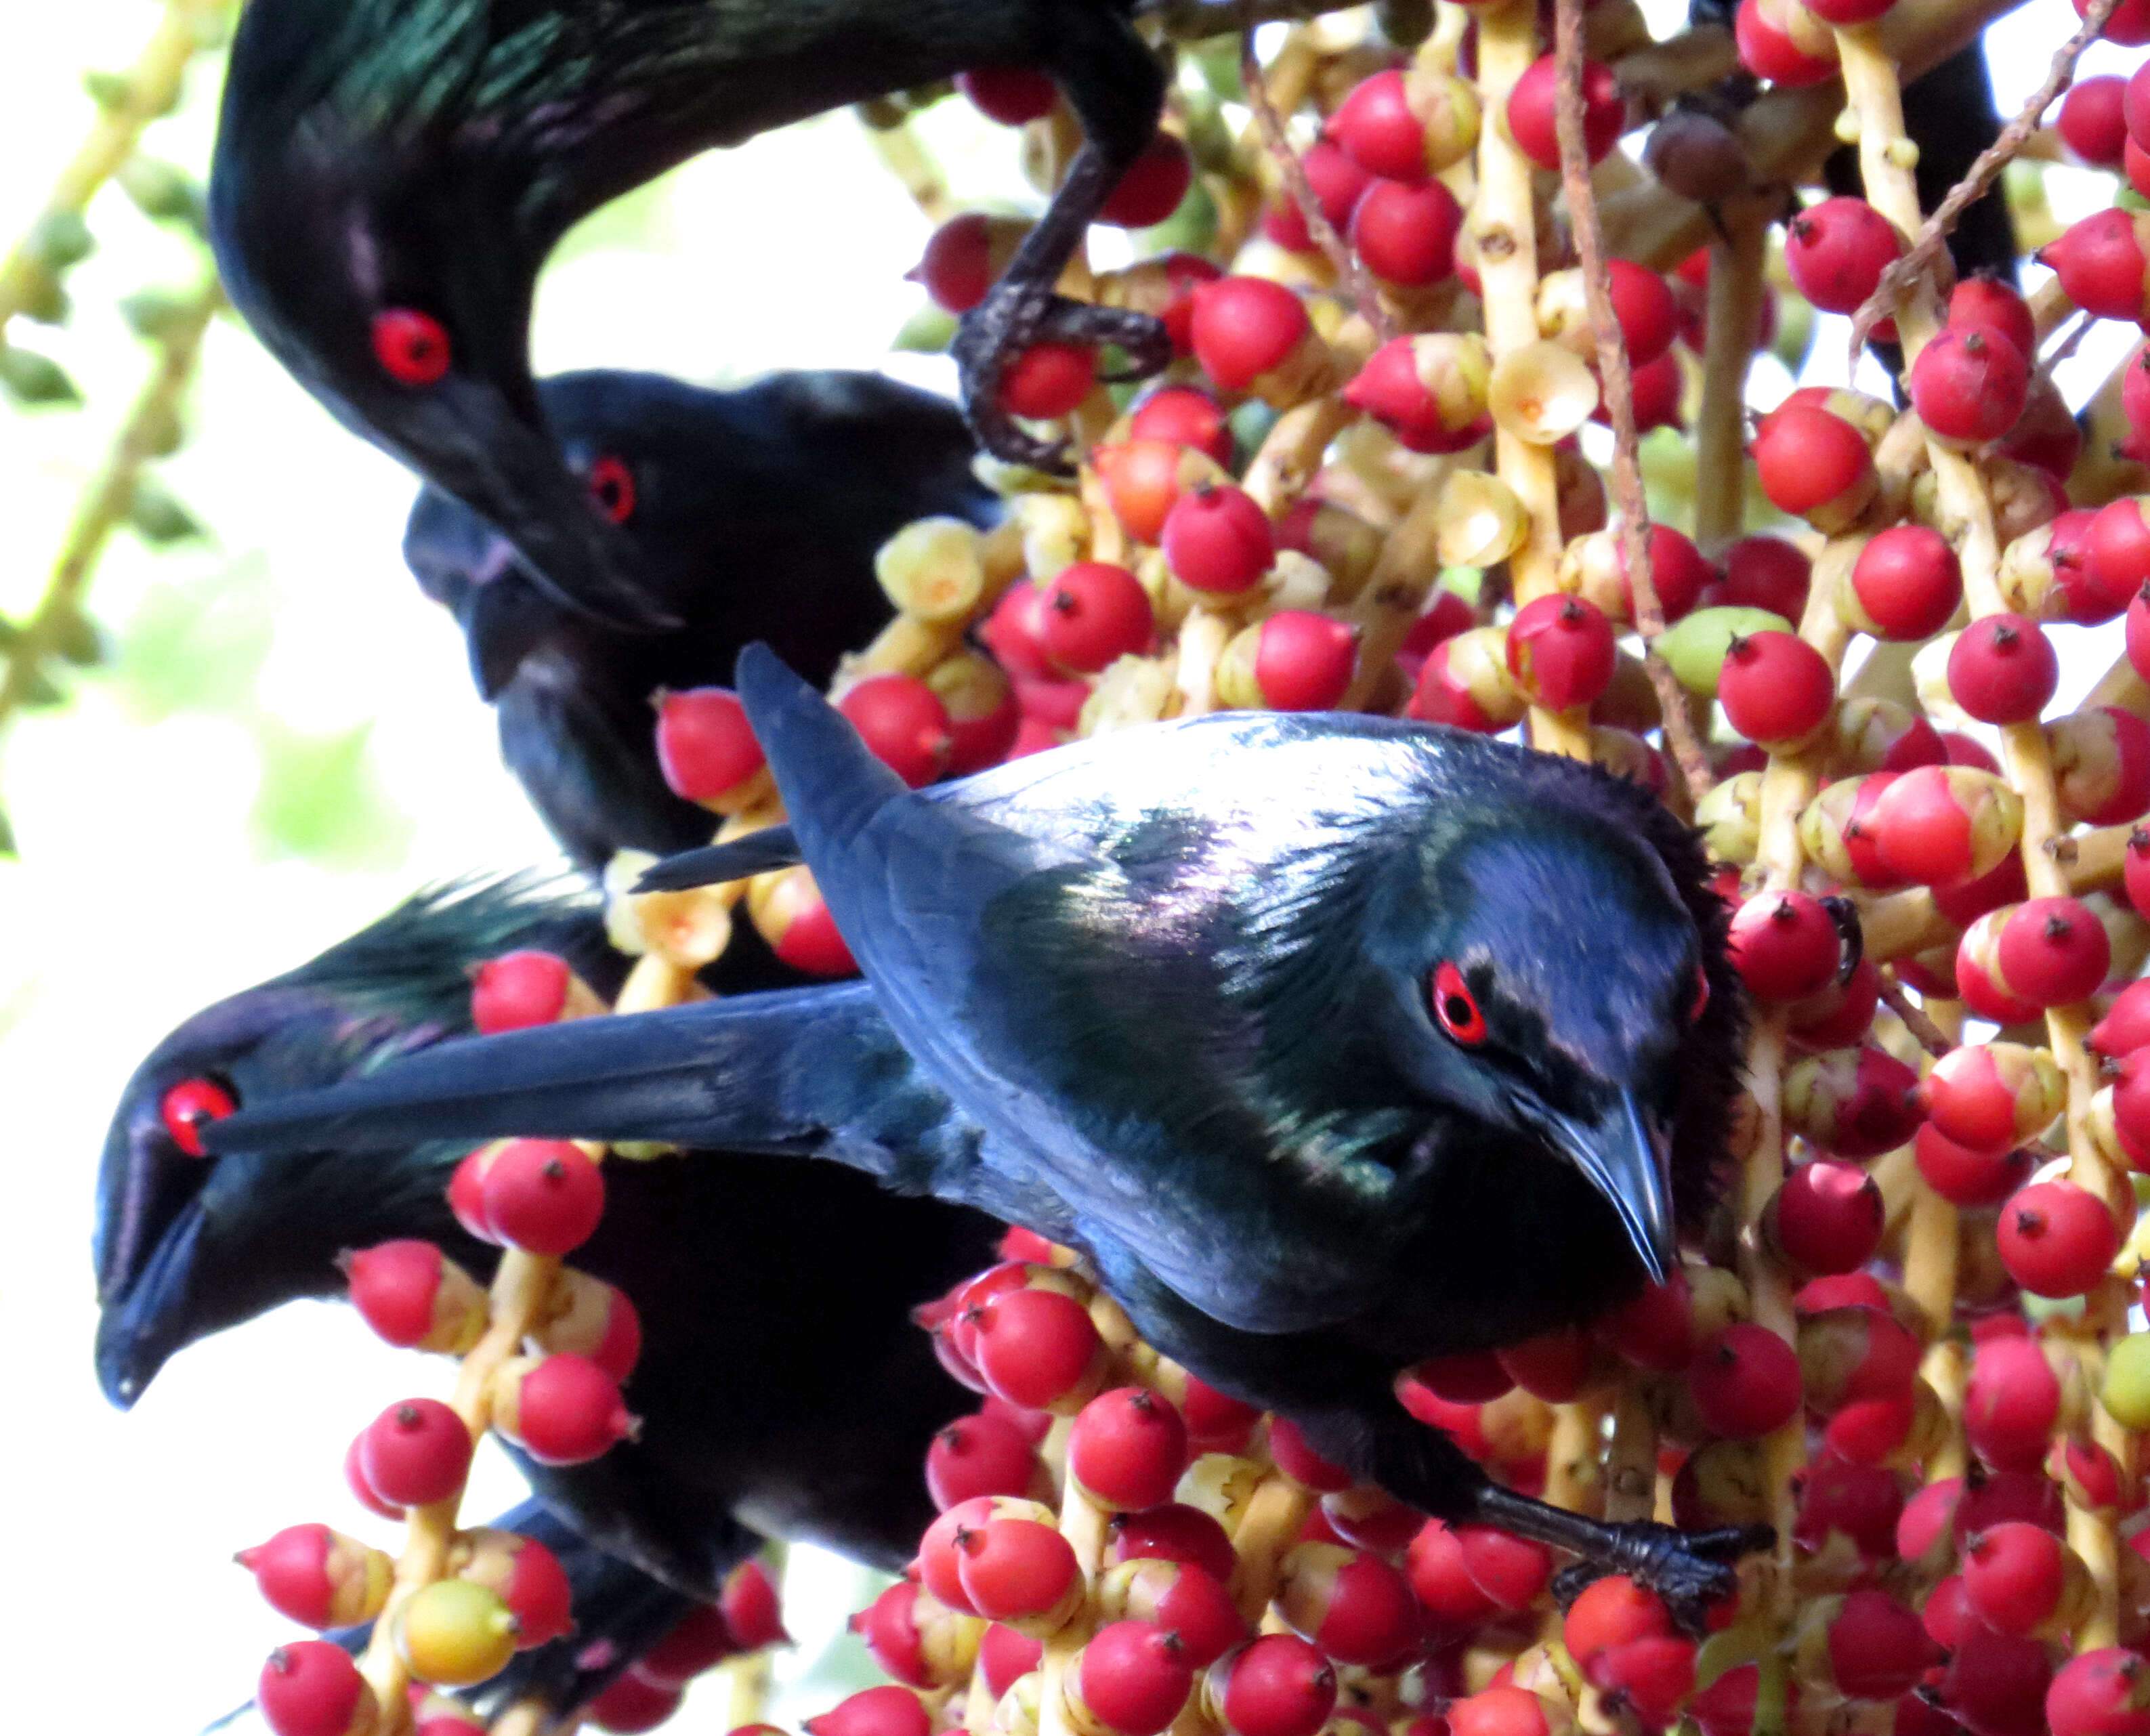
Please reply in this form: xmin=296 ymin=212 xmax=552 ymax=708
xmin=0 ymin=1 xmax=2128 ymax=1729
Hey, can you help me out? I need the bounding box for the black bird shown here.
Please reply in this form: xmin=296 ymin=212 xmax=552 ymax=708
xmin=96 ymin=876 xmax=1003 ymax=1609
xmin=402 ymin=367 xmax=994 ymax=878
xmin=212 ymin=660 xmax=1761 ymax=1612
xmin=207 ymin=0 xmax=1181 ymax=628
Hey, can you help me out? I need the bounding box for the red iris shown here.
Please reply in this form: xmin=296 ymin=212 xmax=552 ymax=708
xmin=1430 ymin=960 xmax=1488 ymax=1046
xmin=1689 ymin=967 xmax=1711 ymax=1023
xmin=160 ymin=1077 xmax=237 ymax=1158
xmin=371 ymin=308 xmax=452 ymax=386
xmin=587 ymin=454 xmax=636 ymax=524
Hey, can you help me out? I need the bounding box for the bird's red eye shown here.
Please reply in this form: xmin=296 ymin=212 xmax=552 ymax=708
xmin=159 ymin=1077 xmax=237 ymax=1158
xmin=1430 ymin=961 xmax=1488 ymax=1046
xmin=587 ymin=454 xmax=636 ymax=524
xmin=371 ymin=308 xmax=452 ymax=387
xmin=1689 ymin=967 xmax=1711 ymax=1023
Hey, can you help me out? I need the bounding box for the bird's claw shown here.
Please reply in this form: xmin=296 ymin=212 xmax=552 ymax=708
xmin=955 ymin=285 xmax=1173 ymax=472
xmin=1554 ymin=1521 xmax=1772 ymax=1634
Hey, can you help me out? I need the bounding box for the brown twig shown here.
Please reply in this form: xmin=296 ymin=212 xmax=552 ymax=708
xmin=1878 ymin=968 xmax=1953 ymax=1059
xmin=1551 ymin=0 xmax=1712 ymax=807
xmin=1849 ymin=0 xmax=2120 ymax=354
xmin=1240 ymin=33 xmax=1392 ymax=345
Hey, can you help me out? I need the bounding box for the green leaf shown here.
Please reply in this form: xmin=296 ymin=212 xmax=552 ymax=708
xmin=133 ymin=398 xmax=186 ymax=458
xmin=248 ymin=720 xmax=414 ymax=868
xmin=82 ymin=70 xmax=133 ymax=109
xmin=46 ymin=605 xmax=102 ymax=667
xmin=29 ymin=210 xmax=93 ymax=271
xmin=127 ymin=478 xmax=205 ymax=545
xmin=119 ymin=287 xmax=196 ymax=343
xmin=0 ymin=346 xmax=81 ymax=407
xmin=18 ymin=270 xmax=70 ymax=329
xmin=117 ymin=156 xmax=208 ymax=232
xmin=892 ymin=301 xmax=957 ymax=354
xmin=113 ymin=557 xmax=275 ymax=721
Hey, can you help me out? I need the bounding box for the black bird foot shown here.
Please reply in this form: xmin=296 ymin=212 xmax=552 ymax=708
xmin=1549 ymin=1521 xmax=1773 ymax=1632
xmin=954 ymin=286 xmax=1172 ymax=471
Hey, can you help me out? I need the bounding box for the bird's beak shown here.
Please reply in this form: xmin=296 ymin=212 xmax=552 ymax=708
xmin=457 ymin=568 xmax=560 ymax=701
xmin=1511 ymin=1089 xmax=1676 ymax=1281
xmin=92 ymin=1200 xmax=205 ymax=1409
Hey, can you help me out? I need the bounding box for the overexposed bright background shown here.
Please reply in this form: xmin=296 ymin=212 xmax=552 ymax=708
xmin=0 ymin=1 xmax=2123 ymax=1730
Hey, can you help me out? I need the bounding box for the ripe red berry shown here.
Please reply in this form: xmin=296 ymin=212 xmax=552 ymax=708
xmin=1784 ymin=197 xmax=1904 ymax=314
xmin=2059 ymin=76 xmax=2130 ymax=166
xmin=1040 ymin=562 xmax=1154 ymax=673
xmin=956 ymin=1517 xmax=1082 ymax=1623
xmin=1275 ymin=1545 xmax=1419 ymax=1667
xmin=1767 ymin=1160 xmax=1883 ymax=1274
xmin=1719 ymin=631 xmax=1834 ymax=749
xmin=1964 ymin=1333 xmax=2061 ymax=1471
xmin=470 ymin=950 xmax=574 ymax=1034
xmin=2048 ymin=1649 xmax=2150 ymax=1736
xmin=344 ymin=1240 xmax=483 ymax=1353
xmin=1689 ymin=1323 xmax=1803 ymax=1438
xmin=805 ymin=1686 xmax=932 ymax=1736
xmin=1263 ymin=141 xmax=1372 ymax=253
xmin=1994 ymin=896 xmax=2110 ymax=1007
xmin=1825 ymin=1590 xmax=1937 ymax=1701
xmin=1188 ymin=277 xmax=1310 ymax=392
xmin=490 ymin=1353 xmax=637 ymax=1464
xmin=2092 ymin=977 xmax=2150 ymax=1060
xmin=1163 ymin=482 xmax=1273 ymax=595
xmin=1505 ymin=56 xmax=1621 ymax=171
xmin=587 ymin=1674 xmax=683 ymax=1734
xmin=654 ymin=687 xmax=766 ymax=809
xmin=1267 ymin=1416 xmax=1352 ymax=1491
xmin=1729 ymin=891 xmax=1842 ymax=1001
xmin=1997 ymin=1180 xmax=2123 ymax=1298
xmin=839 ymin=674 xmax=953 ymax=788
xmin=1211 ymin=1634 xmax=1337 ymax=1736
xmin=1129 ymin=387 xmax=1232 ymax=465
xmin=1078 ymin=1622 xmax=1196 ymax=1736
xmin=958 ymin=66 xmax=1058 ymax=125
xmin=1947 ymin=614 xmax=2058 ymax=725
xmin=360 ymin=1397 xmax=473 ymax=1508
xmin=1950 ymin=277 xmax=2036 ymax=360
xmin=1752 ymin=403 xmax=1874 ymax=520
xmin=2038 ymin=209 xmax=2150 ymax=322
xmin=1963 ymin=1522 xmax=2073 ymax=1636
xmin=914 ymin=213 xmax=996 ymax=314
xmin=238 ymin=1525 xmax=391 ymax=1630
xmin=258 ymin=1642 xmax=376 ymax=1736
xmin=1000 ymin=341 xmax=1098 ymax=420
xmin=1070 ymin=1388 xmax=1190 ymax=1511
xmin=1911 ymin=325 xmax=2029 ymax=444
xmin=1720 ymin=535 xmax=1812 ymax=619
xmin=971 ymin=1286 xmax=1105 ymax=1411
xmin=1505 ymin=595 xmax=1616 ymax=712
xmin=1448 ymin=1686 xmax=1566 ymax=1736
xmin=1110 ymin=1503 xmax=1238 ymax=1586
xmin=2052 ymin=706 xmax=2150 ymax=826
xmin=749 ymin=865 xmax=856 ymax=977
xmin=1221 ymin=610 xmax=1357 ymax=712
xmin=1101 ymin=132 xmax=1192 ymax=228
xmin=478 ymin=1138 xmax=604 ymax=1256
xmin=982 ymin=1622 xmax=1045 ymax=1696
xmin=927 ymin=1410 xmax=1040 ymax=1510
xmin=1350 ymin=177 xmax=1462 ymax=285
xmin=1847 ymin=525 xmax=1960 ymax=641
xmin=1565 ymin=1575 xmax=1674 ymax=1664
xmin=1328 ymin=70 xmax=1434 ymax=181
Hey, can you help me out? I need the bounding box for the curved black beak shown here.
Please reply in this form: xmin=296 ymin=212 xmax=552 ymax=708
xmin=1510 ymin=1089 xmax=1676 ymax=1281
xmin=93 ymin=1200 xmax=205 ymax=1408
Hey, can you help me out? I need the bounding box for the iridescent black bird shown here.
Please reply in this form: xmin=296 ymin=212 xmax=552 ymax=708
xmin=402 ymin=367 xmax=994 ymax=876
xmin=208 ymin=0 xmax=1181 ymax=627
xmin=213 ymin=662 xmax=1761 ymax=1611
xmin=96 ymin=877 xmax=1000 ymax=1614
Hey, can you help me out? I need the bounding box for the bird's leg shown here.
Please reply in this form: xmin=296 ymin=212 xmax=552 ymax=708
xmin=954 ymin=8 xmax=1173 ymax=471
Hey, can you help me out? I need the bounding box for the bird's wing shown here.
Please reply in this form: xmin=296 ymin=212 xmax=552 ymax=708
xmin=635 ymin=827 xmax=803 ymax=891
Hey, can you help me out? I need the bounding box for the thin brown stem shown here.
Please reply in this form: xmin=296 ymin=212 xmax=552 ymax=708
xmin=1878 ymin=968 xmax=1953 ymax=1059
xmin=1552 ymin=0 xmax=1712 ymax=805
xmin=1849 ymin=0 xmax=2120 ymax=352
xmin=1240 ymin=33 xmax=1392 ymax=345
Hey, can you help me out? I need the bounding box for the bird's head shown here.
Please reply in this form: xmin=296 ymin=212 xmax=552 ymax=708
xmin=1347 ymin=750 xmax=1743 ymax=1280
xmin=92 ymin=880 xmax=602 ymax=1407
xmin=206 ymin=16 xmax=668 ymax=635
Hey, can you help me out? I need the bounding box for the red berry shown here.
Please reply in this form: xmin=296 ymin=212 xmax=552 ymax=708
xmin=1825 ymin=1590 xmax=1937 ymax=1701
xmin=1495 ymin=1327 xmax=1598 ymax=1403
xmin=1180 ymin=1376 xmax=1261 ymax=1455
xmin=1079 ymin=1622 xmax=1196 ymax=1735
xmin=2048 ymin=1649 xmax=2150 ymax=1736
xmin=1328 ymin=70 xmax=1433 ymax=182
xmin=655 ymin=687 xmax=765 ymax=807
xmin=1565 ymin=1576 xmax=1674 ymax=1664
xmin=2092 ymin=499 xmax=2150 ymax=610
xmin=1040 ymin=562 xmax=1154 ymax=673
xmin=1943 ymin=1622 xmax=2054 ymax=1736
xmin=345 ymin=1240 xmax=472 ymax=1353
xmin=1996 ymin=1180 xmax=2122 ymax=1298
xmin=839 ymin=674 xmax=952 ymax=788
xmin=1110 ymin=1504 xmax=1238 ymax=1586
xmin=238 ymin=1525 xmax=387 ymax=1630
xmin=805 ymin=1687 xmax=932 ymax=1736
xmin=927 ymin=1410 xmax=1040 ymax=1510
xmin=1794 ymin=1455 xmax=1905 ymax=1556
xmin=1752 ymin=404 xmax=1873 ymax=518
xmin=2052 ymin=706 xmax=2150 ymax=826
xmin=1719 ymin=631 xmax=1835 ymax=748
xmin=471 ymin=950 xmax=574 ymax=1034
xmin=1410 ymin=1349 xmax=1516 ymax=1404
xmin=958 ymin=66 xmax=1057 ymax=125
xmin=1264 ymin=142 xmax=1372 ymax=253
xmin=1625 ymin=349 xmax=1685 ymax=433
xmin=1000 ymin=342 xmax=1098 ymax=420
xmin=1449 ymin=1686 xmax=1563 ymax=1736
xmin=1163 ymin=483 xmax=1273 ymax=595
xmin=1267 ymin=1416 xmax=1352 ymax=1491
xmin=1599 ymin=259 xmax=1681 ymax=368
xmin=749 ymin=866 xmax=856 ymax=977
xmin=1506 ymin=595 xmax=1615 ymax=712
xmin=1406 ymin=1517 xmax=1498 ymax=1628
xmin=1241 ymin=611 xmax=1357 ymax=712
xmin=361 ymin=1397 xmax=473 ymax=1508
xmin=1962 ymin=1522 xmax=2071 ymax=1636
xmin=1947 ymin=614 xmax=2057 ymax=725
xmin=1505 ymin=56 xmax=1621 ymax=171
xmin=1689 ymin=1323 xmax=1803 ymax=1438
xmin=1070 ymin=1388 xmax=1189 ymax=1511
xmin=1276 ymin=1546 xmax=1419 ymax=1666
xmin=492 ymin=1354 xmax=637 ymax=1464
xmin=1964 ymin=1334 xmax=2061 ymax=1471
xmin=1950 ymin=278 xmax=2036 ymax=361
xmin=1350 ymin=177 xmax=1461 ymax=285
xmin=982 ymin=1623 xmax=1045 ymax=1697
xmin=1728 ymin=891 xmax=1843 ymax=1000
xmin=478 ymin=1137 xmax=604 ymax=1256
xmin=1848 ymin=525 xmax=1961 ymax=641
xmin=2038 ymin=209 xmax=2150 ymax=321
xmin=914 ymin=213 xmax=995 ymax=314
xmin=258 ymin=1643 xmax=375 ymax=1736
xmin=720 ymin=1557 xmax=787 ymax=1650
xmin=1911 ymin=325 xmax=2029 ymax=444
xmin=344 ymin=1435 xmax=404 ymax=1521
xmin=587 ymin=1675 xmax=683 ymax=1734
xmin=2092 ymin=977 xmax=2150 ymax=1059
xmin=1102 ymin=132 xmax=1193 ymax=228
xmin=971 ymin=1286 xmax=1104 ymax=1410
xmin=956 ymin=1517 xmax=1080 ymax=1622
xmin=1994 ymin=896 xmax=2109 ymax=1007
xmin=1188 ymin=277 xmax=1309 ymax=392
xmin=633 ymin=1604 xmax=738 ymax=1687
xmin=1599 ymin=1273 xmax=1694 ymax=1372
xmin=1734 ymin=0 xmax=1838 ymax=82
xmin=1213 ymin=1634 xmax=1336 ymax=1736
xmin=1785 ymin=198 xmax=1904 ymax=315
xmin=1129 ymin=387 xmax=1232 ymax=465
xmin=2060 ymin=76 xmax=2130 ymax=165
xmin=1767 ymin=1160 xmax=1883 ymax=1274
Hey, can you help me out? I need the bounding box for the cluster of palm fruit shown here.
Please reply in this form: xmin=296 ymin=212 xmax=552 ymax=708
xmin=212 ymin=1 xmax=2150 ymax=1733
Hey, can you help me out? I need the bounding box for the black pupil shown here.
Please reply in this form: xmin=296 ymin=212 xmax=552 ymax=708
xmin=1446 ymin=995 xmax=1471 ymax=1025
xmin=597 ymin=476 xmax=622 ymax=507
